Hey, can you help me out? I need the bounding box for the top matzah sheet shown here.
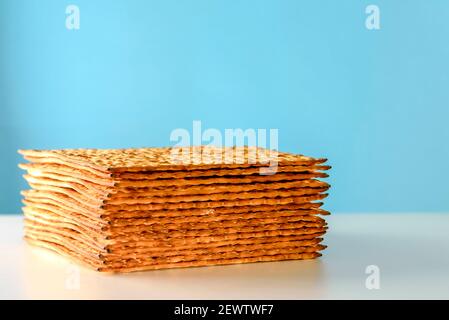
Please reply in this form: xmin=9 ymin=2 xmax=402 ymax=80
xmin=19 ymin=146 xmax=327 ymax=173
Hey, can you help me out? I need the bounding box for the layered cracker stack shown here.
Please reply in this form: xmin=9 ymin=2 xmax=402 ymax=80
xmin=18 ymin=147 xmax=330 ymax=273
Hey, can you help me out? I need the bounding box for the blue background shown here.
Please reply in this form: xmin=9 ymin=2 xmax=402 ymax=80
xmin=1 ymin=0 xmax=448 ymax=213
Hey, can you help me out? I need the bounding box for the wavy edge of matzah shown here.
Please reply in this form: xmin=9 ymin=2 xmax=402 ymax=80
xmin=18 ymin=146 xmax=328 ymax=173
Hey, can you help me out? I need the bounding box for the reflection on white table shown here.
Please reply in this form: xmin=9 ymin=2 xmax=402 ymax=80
xmin=1 ymin=214 xmax=448 ymax=299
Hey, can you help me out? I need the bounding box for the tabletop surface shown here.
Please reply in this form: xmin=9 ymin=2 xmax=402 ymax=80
xmin=1 ymin=213 xmax=448 ymax=300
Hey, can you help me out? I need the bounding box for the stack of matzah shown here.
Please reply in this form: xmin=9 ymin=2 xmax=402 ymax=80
xmin=18 ymin=147 xmax=331 ymax=273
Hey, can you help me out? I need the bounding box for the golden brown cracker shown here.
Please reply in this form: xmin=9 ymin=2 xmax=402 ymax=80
xmin=25 ymin=229 xmax=325 ymax=266
xmin=104 ymin=187 xmax=329 ymax=205
xmin=101 ymin=245 xmax=326 ymax=268
xmin=109 ymin=180 xmax=329 ymax=198
xmin=114 ymin=172 xmax=329 ymax=188
xmin=20 ymin=161 xmax=329 ymax=183
xmin=22 ymin=192 xmax=325 ymax=223
xmin=101 ymin=193 xmax=328 ymax=212
xmin=19 ymin=146 xmax=330 ymax=272
xmin=107 ymin=224 xmax=328 ymax=241
xmin=19 ymin=163 xmax=113 ymax=186
xmin=107 ymin=231 xmax=326 ymax=251
xmin=25 ymin=236 xmax=322 ymax=273
xmin=19 ymin=146 xmax=326 ymax=173
xmin=22 ymin=198 xmax=105 ymax=225
xmin=108 ymin=211 xmax=325 ymax=228
xmin=112 ymin=164 xmax=330 ymax=180
xmin=99 ymin=252 xmax=322 ymax=273
xmin=105 ymin=218 xmax=326 ymax=236
xmin=25 ymin=179 xmax=106 ymax=203
xmin=102 ymin=203 xmax=326 ymax=220
xmin=102 ymin=243 xmax=327 ymax=262
xmin=24 ymin=221 xmax=106 ymax=254
xmin=24 ymin=172 xmax=329 ymax=198
xmin=23 ymin=206 xmax=106 ymax=239
xmin=107 ymin=236 xmax=324 ymax=255
xmin=25 ymin=236 xmax=103 ymax=270
xmin=22 ymin=188 xmax=328 ymax=213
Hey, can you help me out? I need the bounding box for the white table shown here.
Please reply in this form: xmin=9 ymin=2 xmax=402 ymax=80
xmin=1 ymin=214 xmax=448 ymax=299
